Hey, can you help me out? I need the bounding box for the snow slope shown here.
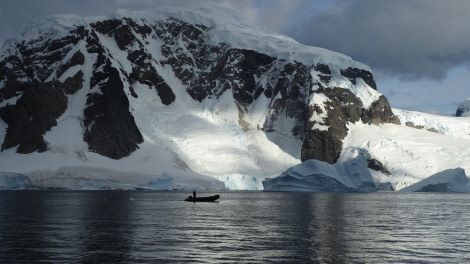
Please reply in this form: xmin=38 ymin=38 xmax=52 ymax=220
xmin=393 ymin=108 xmax=470 ymax=138
xmin=341 ymin=112 xmax=470 ymax=190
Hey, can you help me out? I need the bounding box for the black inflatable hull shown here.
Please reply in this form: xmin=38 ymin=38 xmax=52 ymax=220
xmin=185 ymin=194 xmax=220 ymax=202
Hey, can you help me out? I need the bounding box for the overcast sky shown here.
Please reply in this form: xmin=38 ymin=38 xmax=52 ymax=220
xmin=1 ymin=0 xmax=469 ymax=115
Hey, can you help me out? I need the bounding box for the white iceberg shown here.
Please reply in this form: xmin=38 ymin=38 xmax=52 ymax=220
xmin=262 ymin=156 xmax=377 ymax=192
xmin=401 ymin=168 xmax=469 ymax=192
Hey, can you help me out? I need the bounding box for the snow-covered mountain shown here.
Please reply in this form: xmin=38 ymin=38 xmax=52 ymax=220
xmin=0 ymin=7 xmax=469 ymax=191
xmin=456 ymin=99 xmax=470 ymax=117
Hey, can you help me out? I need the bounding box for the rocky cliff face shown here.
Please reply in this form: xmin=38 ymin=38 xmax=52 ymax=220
xmin=0 ymin=9 xmax=399 ymax=163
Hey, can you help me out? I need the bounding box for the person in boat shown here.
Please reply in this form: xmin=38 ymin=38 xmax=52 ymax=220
xmin=193 ymin=190 xmax=196 ymax=199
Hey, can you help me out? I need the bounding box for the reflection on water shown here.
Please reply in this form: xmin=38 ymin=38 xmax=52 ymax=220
xmin=0 ymin=191 xmax=138 ymax=263
xmin=80 ymin=192 xmax=135 ymax=263
xmin=0 ymin=191 xmax=469 ymax=263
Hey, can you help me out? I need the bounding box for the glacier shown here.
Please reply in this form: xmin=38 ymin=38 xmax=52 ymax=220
xmin=263 ymin=156 xmax=377 ymax=192
xmin=0 ymin=172 xmax=32 ymax=190
xmin=0 ymin=166 xmax=225 ymax=191
xmin=400 ymin=168 xmax=469 ymax=193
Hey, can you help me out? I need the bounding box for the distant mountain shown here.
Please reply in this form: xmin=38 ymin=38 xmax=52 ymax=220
xmin=456 ymin=99 xmax=470 ymax=117
xmin=0 ymin=7 xmax=468 ymax=190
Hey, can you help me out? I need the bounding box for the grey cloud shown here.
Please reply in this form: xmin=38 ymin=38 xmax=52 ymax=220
xmin=277 ymin=0 xmax=470 ymax=81
xmin=0 ymin=0 xmax=120 ymax=45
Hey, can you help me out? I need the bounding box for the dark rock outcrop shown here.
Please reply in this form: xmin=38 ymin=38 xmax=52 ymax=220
xmin=83 ymin=56 xmax=143 ymax=159
xmin=362 ymin=95 xmax=400 ymax=125
xmin=301 ymin=87 xmax=362 ymax=163
xmin=341 ymin=67 xmax=377 ymax=90
xmin=300 ymin=87 xmax=399 ymax=163
xmin=367 ymin=158 xmax=392 ymax=176
xmin=61 ymin=71 xmax=84 ymax=95
xmin=0 ymin=81 xmax=67 ymax=153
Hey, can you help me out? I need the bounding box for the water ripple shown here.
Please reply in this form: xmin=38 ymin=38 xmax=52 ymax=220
xmin=0 ymin=191 xmax=470 ymax=263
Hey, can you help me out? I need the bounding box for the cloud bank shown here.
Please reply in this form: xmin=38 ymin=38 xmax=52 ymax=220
xmin=279 ymin=0 xmax=470 ymax=81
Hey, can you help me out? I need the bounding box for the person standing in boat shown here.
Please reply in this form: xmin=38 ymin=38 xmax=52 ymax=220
xmin=193 ymin=190 xmax=196 ymax=199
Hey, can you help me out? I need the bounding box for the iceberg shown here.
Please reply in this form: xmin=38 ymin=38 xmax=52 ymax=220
xmin=401 ymin=168 xmax=469 ymax=192
xmin=262 ymin=156 xmax=377 ymax=192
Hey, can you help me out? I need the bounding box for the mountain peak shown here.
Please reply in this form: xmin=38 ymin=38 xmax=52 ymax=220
xmin=456 ymin=98 xmax=470 ymax=117
xmin=15 ymin=14 xmax=86 ymax=43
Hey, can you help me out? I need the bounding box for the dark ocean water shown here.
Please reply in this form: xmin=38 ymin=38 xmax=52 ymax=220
xmin=0 ymin=191 xmax=469 ymax=263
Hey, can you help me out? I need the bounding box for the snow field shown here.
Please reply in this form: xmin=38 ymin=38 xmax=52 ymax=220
xmin=127 ymin=63 xmax=300 ymax=190
xmin=341 ymin=121 xmax=470 ymax=190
